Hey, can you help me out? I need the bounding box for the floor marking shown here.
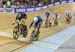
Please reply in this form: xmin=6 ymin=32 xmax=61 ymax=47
xmin=33 ymin=41 xmax=58 ymax=49
xmin=0 ymin=32 xmax=29 ymax=42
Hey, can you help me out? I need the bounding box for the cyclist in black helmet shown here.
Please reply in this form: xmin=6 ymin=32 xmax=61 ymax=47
xmin=16 ymin=12 xmax=27 ymax=25
xmin=13 ymin=12 xmax=27 ymax=35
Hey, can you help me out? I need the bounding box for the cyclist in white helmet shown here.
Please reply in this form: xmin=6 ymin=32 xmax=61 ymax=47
xmin=54 ymin=11 xmax=59 ymax=26
xmin=65 ymin=11 xmax=72 ymax=24
xmin=29 ymin=16 xmax=43 ymax=33
xmin=45 ymin=10 xmax=52 ymax=27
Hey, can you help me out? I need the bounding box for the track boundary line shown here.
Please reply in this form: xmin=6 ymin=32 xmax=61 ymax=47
xmin=0 ymin=32 xmax=30 ymax=52
xmin=33 ymin=41 xmax=58 ymax=49
xmin=10 ymin=43 xmax=30 ymax=52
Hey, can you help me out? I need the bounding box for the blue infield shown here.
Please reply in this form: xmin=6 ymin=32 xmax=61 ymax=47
xmin=21 ymin=26 xmax=75 ymax=52
xmin=42 ymin=26 xmax=75 ymax=46
xmin=21 ymin=44 xmax=54 ymax=52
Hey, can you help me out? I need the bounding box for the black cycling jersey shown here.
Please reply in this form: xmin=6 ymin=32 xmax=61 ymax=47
xmin=16 ymin=12 xmax=27 ymax=21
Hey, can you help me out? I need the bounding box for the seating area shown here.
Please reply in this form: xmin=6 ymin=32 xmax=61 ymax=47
xmin=0 ymin=0 xmax=65 ymax=8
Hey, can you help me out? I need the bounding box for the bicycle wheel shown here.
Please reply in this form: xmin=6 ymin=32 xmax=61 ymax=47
xmin=54 ymin=19 xmax=58 ymax=26
xmin=34 ymin=31 xmax=39 ymax=41
xmin=30 ymin=30 xmax=35 ymax=43
xmin=49 ymin=22 xmax=52 ymax=27
xmin=13 ymin=26 xmax=19 ymax=39
xmin=22 ymin=25 xmax=28 ymax=38
xmin=45 ymin=22 xmax=48 ymax=28
xmin=13 ymin=31 xmax=19 ymax=39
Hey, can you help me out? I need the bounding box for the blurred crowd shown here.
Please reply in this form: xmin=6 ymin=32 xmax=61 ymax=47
xmin=0 ymin=0 xmax=65 ymax=8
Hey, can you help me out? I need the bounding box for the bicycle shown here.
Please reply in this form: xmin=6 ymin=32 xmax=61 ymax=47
xmin=66 ymin=16 xmax=72 ymax=24
xmin=30 ymin=30 xmax=39 ymax=43
xmin=54 ymin=18 xmax=58 ymax=26
xmin=13 ymin=22 xmax=28 ymax=39
xmin=45 ymin=20 xmax=51 ymax=28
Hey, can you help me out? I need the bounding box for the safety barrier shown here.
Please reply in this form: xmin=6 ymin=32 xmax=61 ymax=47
xmin=14 ymin=0 xmax=74 ymax=13
xmin=0 ymin=8 xmax=14 ymax=13
xmin=0 ymin=0 xmax=74 ymax=13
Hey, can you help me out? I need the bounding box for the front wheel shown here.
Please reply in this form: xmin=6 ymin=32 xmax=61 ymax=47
xmin=13 ymin=27 xmax=19 ymax=39
xmin=13 ymin=31 xmax=19 ymax=39
xmin=30 ymin=30 xmax=35 ymax=43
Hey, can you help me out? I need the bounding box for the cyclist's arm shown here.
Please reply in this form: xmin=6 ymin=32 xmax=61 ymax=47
xmin=29 ymin=20 xmax=34 ymax=28
xmin=24 ymin=14 xmax=27 ymax=19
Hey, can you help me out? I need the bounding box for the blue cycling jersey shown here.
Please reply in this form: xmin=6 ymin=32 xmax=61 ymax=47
xmin=45 ymin=12 xmax=50 ymax=18
xmin=29 ymin=16 xmax=43 ymax=28
xmin=55 ymin=13 xmax=59 ymax=18
xmin=36 ymin=16 xmax=43 ymax=22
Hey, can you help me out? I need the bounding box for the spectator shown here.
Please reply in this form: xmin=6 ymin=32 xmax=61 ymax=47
xmin=38 ymin=2 xmax=42 ymax=6
xmin=1 ymin=0 xmax=63 ymax=8
xmin=3 ymin=3 xmax=6 ymax=8
xmin=6 ymin=0 xmax=11 ymax=8
xmin=0 ymin=0 xmax=3 ymax=8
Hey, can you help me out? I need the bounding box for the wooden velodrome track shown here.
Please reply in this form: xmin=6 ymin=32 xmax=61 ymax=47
xmin=0 ymin=3 xmax=75 ymax=52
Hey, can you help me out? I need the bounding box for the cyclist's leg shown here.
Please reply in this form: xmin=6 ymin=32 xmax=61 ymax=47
xmin=48 ymin=18 xmax=52 ymax=26
xmin=69 ymin=16 xmax=72 ymax=21
xmin=54 ymin=19 xmax=56 ymax=26
xmin=45 ymin=18 xmax=48 ymax=25
xmin=56 ymin=19 xmax=58 ymax=25
xmin=34 ymin=22 xmax=42 ymax=40
xmin=54 ymin=18 xmax=58 ymax=26
xmin=13 ymin=19 xmax=20 ymax=39
xmin=13 ymin=19 xmax=19 ymax=32
xmin=16 ymin=19 xmax=22 ymax=34
xmin=30 ymin=23 xmax=37 ymax=42
xmin=37 ymin=22 xmax=42 ymax=33
xmin=21 ymin=18 xmax=25 ymax=25
xmin=45 ymin=18 xmax=48 ymax=27
xmin=69 ymin=16 xmax=72 ymax=23
xmin=67 ymin=17 xmax=70 ymax=23
xmin=33 ymin=23 xmax=37 ymax=32
xmin=20 ymin=18 xmax=26 ymax=32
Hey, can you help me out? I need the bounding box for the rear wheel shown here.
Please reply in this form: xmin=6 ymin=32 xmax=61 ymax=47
xmin=22 ymin=25 xmax=28 ymax=38
xmin=54 ymin=19 xmax=58 ymax=26
xmin=49 ymin=22 xmax=52 ymax=27
xmin=45 ymin=22 xmax=48 ymax=28
xmin=34 ymin=32 xmax=39 ymax=41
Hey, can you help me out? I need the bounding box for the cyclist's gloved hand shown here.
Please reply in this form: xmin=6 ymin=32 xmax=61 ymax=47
xmin=12 ymin=21 xmax=15 ymax=25
xmin=29 ymin=26 xmax=31 ymax=29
